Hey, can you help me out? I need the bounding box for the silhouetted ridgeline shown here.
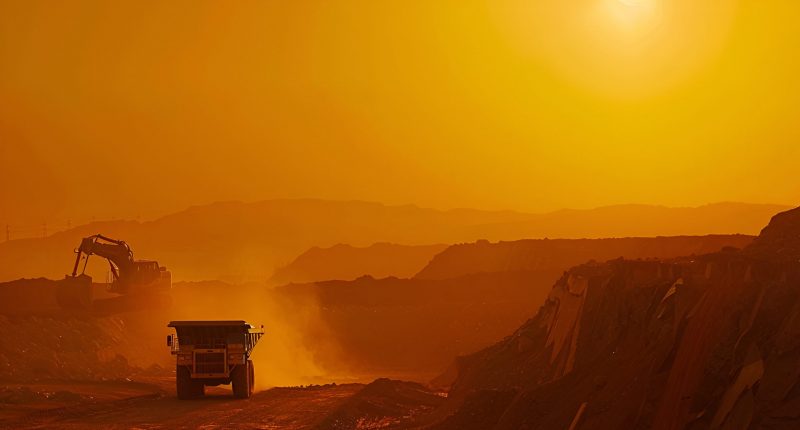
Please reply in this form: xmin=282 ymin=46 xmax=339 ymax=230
xmin=270 ymin=242 xmax=448 ymax=285
xmin=0 ymin=199 xmax=785 ymax=283
xmin=416 ymin=235 xmax=754 ymax=280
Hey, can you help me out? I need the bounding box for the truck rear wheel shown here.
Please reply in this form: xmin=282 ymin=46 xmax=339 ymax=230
xmin=177 ymin=365 xmax=192 ymax=399
xmin=248 ymin=360 xmax=255 ymax=397
xmin=177 ymin=365 xmax=204 ymax=399
xmin=232 ymin=362 xmax=251 ymax=399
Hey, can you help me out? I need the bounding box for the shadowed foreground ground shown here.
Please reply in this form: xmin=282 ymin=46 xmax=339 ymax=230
xmin=0 ymin=378 xmax=363 ymax=430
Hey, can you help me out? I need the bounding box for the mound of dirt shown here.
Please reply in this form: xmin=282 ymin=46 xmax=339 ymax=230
xmin=0 ymin=278 xmax=63 ymax=315
xmin=0 ymin=314 xmax=140 ymax=381
xmin=271 ymin=243 xmax=448 ymax=285
xmin=0 ymin=278 xmax=176 ymax=383
xmin=314 ymin=378 xmax=445 ymax=429
xmin=428 ymin=206 xmax=800 ymax=429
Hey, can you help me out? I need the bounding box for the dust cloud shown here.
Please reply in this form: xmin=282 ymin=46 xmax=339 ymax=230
xmin=167 ymin=281 xmax=340 ymax=390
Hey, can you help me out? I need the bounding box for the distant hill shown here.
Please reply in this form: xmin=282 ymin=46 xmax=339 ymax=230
xmin=0 ymin=199 xmax=529 ymax=283
xmin=458 ymin=202 xmax=790 ymax=240
xmin=270 ymin=243 xmax=448 ymax=285
xmin=415 ymin=235 xmax=755 ymax=280
xmin=0 ymin=199 xmax=787 ymax=282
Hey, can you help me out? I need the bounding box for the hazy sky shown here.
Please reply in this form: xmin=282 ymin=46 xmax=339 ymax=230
xmin=1 ymin=0 xmax=799 ymax=228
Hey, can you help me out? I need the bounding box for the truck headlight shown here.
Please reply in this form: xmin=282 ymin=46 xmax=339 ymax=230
xmin=177 ymin=354 xmax=192 ymax=365
xmin=228 ymin=353 xmax=244 ymax=364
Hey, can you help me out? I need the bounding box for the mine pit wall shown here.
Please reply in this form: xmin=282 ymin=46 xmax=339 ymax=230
xmin=438 ymin=255 xmax=800 ymax=430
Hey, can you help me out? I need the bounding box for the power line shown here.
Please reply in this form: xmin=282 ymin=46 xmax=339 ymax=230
xmin=4 ymin=215 xmax=121 ymax=240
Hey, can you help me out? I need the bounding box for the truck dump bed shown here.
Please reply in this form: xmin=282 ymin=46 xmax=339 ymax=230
xmin=167 ymin=320 xmax=264 ymax=399
xmin=168 ymin=320 xmax=263 ymax=353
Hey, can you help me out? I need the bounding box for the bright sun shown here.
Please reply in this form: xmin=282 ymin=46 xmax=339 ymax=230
xmin=603 ymin=0 xmax=661 ymax=33
xmin=494 ymin=0 xmax=738 ymax=98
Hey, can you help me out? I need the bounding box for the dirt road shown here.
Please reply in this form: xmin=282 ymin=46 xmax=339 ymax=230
xmin=0 ymin=378 xmax=363 ymax=429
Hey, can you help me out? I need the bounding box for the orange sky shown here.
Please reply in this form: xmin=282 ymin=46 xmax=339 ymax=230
xmin=1 ymin=0 xmax=799 ymax=228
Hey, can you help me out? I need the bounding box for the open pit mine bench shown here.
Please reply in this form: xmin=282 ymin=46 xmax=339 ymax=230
xmin=167 ymin=320 xmax=263 ymax=399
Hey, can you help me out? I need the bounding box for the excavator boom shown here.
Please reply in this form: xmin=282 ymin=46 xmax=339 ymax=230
xmin=70 ymin=235 xmax=134 ymax=280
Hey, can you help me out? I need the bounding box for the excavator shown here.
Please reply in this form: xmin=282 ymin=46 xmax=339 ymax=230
xmin=56 ymin=234 xmax=172 ymax=313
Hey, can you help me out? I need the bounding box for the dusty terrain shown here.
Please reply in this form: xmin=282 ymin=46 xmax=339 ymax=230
xmin=0 ymin=234 xmax=752 ymax=386
xmin=0 ymin=208 xmax=795 ymax=429
xmin=0 ymin=377 xmax=448 ymax=430
xmin=0 ymin=378 xmax=357 ymax=429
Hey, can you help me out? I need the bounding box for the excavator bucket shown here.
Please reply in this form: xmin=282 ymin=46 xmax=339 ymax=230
xmin=55 ymin=274 xmax=93 ymax=309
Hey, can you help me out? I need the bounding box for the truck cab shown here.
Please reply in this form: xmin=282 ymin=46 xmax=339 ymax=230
xmin=167 ymin=320 xmax=263 ymax=399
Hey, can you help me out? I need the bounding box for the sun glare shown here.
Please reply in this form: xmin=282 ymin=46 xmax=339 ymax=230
xmin=493 ymin=0 xmax=738 ymax=98
xmin=603 ymin=0 xmax=662 ymax=34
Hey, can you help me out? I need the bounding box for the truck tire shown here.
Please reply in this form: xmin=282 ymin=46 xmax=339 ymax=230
xmin=232 ymin=363 xmax=250 ymax=399
xmin=177 ymin=365 xmax=204 ymax=399
xmin=177 ymin=365 xmax=193 ymax=399
xmin=248 ymin=360 xmax=255 ymax=397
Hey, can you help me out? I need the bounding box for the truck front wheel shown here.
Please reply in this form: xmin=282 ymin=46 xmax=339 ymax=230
xmin=232 ymin=362 xmax=251 ymax=399
xmin=177 ymin=365 xmax=204 ymax=399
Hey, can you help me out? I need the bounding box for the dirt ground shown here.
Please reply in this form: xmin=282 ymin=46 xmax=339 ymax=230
xmin=0 ymin=377 xmax=363 ymax=430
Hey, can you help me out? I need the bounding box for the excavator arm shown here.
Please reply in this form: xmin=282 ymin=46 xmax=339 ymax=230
xmin=70 ymin=235 xmax=134 ymax=280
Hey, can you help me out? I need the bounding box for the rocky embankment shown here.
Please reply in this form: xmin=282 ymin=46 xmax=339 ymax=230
xmin=429 ymin=206 xmax=800 ymax=429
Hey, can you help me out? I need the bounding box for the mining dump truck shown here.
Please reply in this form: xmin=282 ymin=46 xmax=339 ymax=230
xmin=167 ymin=320 xmax=264 ymax=399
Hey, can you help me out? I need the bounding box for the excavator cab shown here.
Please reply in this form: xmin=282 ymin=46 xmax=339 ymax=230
xmin=56 ymin=234 xmax=172 ymax=311
xmin=109 ymin=259 xmax=171 ymax=294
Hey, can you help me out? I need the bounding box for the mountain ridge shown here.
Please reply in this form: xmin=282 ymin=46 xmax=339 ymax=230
xmin=0 ymin=199 xmax=787 ymax=283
